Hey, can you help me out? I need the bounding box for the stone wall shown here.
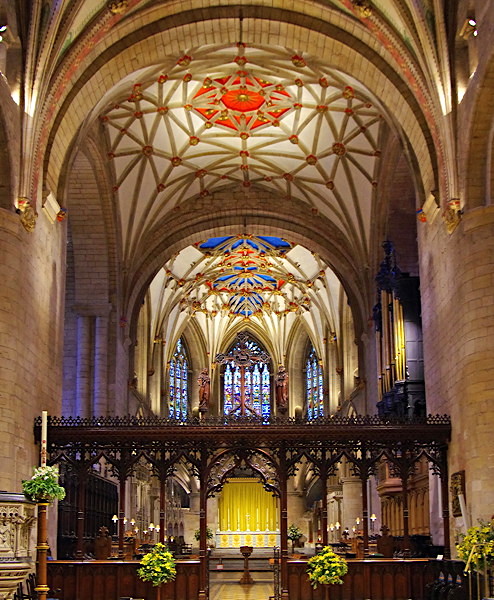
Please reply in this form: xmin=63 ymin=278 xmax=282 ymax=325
xmin=0 ymin=208 xmax=66 ymax=492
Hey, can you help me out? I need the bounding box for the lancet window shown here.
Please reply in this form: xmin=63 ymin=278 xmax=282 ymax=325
xmin=305 ymin=344 xmax=324 ymax=419
xmin=168 ymin=337 xmax=189 ymax=419
xmin=222 ymin=334 xmax=271 ymax=418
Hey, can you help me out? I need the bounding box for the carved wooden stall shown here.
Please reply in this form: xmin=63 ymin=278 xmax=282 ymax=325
xmin=37 ymin=414 xmax=451 ymax=600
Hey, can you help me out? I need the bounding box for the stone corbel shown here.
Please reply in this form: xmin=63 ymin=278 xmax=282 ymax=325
xmin=443 ymin=198 xmax=462 ymax=234
xmin=16 ymin=197 xmax=37 ymax=232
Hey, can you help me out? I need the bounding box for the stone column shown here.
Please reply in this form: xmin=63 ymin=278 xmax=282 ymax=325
xmin=93 ymin=314 xmax=109 ymax=416
xmin=328 ymin=489 xmax=343 ymax=542
xmin=341 ymin=477 xmax=362 ymax=536
xmin=420 ymin=208 xmax=494 ymax=531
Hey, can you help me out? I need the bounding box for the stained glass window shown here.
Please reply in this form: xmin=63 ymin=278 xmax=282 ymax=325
xmin=222 ymin=334 xmax=271 ymax=418
xmin=168 ymin=338 xmax=189 ymax=419
xmin=306 ymin=344 xmax=324 ymax=419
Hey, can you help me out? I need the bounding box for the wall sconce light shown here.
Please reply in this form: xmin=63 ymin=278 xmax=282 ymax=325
xmin=335 ymin=521 xmax=340 ymax=530
xmin=149 ymin=522 xmax=155 ymax=530
xmin=356 ymin=517 xmax=361 ymax=525
xmin=370 ymin=513 xmax=377 ymax=531
xmin=112 ymin=514 xmax=118 ymax=523
xmin=130 ymin=518 xmax=135 ymax=526
xmin=330 ymin=523 xmax=335 ymax=531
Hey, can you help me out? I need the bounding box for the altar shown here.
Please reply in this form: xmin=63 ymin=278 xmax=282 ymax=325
xmin=216 ymin=530 xmax=280 ymax=548
xmin=216 ymin=478 xmax=280 ymax=548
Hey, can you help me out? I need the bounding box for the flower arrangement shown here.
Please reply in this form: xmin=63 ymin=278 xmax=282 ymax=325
xmin=456 ymin=518 xmax=494 ymax=571
xmin=306 ymin=546 xmax=348 ymax=588
xmin=287 ymin=523 xmax=303 ymax=553
xmin=194 ymin=526 xmax=213 ymax=541
xmin=137 ymin=542 xmax=176 ymax=586
xmin=22 ymin=465 xmax=66 ymax=502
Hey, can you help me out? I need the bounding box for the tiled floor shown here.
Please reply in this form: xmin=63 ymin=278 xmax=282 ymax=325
xmin=210 ymin=582 xmax=274 ymax=599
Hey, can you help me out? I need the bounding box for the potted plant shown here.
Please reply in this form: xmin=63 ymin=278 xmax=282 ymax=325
xmin=287 ymin=523 xmax=303 ymax=554
xmin=22 ymin=465 xmax=66 ymax=502
xmin=194 ymin=526 xmax=214 ymax=545
xmin=306 ymin=546 xmax=348 ymax=595
xmin=137 ymin=542 xmax=176 ymax=590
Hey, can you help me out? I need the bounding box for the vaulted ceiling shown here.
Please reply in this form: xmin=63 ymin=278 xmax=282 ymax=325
xmin=24 ymin=0 xmax=437 ymax=353
xmin=99 ymin=44 xmax=384 ymax=263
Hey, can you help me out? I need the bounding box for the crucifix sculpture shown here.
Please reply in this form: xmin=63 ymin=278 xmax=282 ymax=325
xmin=215 ymin=332 xmax=270 ymax=416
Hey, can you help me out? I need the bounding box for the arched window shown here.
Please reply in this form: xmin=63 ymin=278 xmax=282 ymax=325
xmin=305 ymin=344 xmax=324 ymax=419
xmin=222 ymin=333 xmax=271 ymax=418
xmin=168 ymin=338 xmax=189 ymax=419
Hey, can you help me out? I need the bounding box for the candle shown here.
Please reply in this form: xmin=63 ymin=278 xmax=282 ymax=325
xmin=41 ymin=410 xmax=48 ymax=467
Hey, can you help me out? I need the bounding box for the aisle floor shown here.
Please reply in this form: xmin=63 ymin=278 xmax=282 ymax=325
xmin=210 ymin=582 xmax=274 ymax=600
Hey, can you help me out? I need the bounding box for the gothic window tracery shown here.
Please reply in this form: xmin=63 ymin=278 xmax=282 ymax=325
xmin=222 ymin=334 xmax=271 ymax=418
xmin=168 ymin=337 xmax=189 ymax=419
xmin=305 ymin=343 xmax=324 ymax=419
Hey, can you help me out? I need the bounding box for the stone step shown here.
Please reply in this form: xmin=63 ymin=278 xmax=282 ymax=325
xmin=210 ymin=571 xmax=274 ymax=583
xmin=209 ymin=558 xmax=274 ymax=571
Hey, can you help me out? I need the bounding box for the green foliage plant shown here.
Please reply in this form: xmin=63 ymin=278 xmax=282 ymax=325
xmin=22 ymin=465 xmax=66 ymax=502
xmin=456 ymin=519 xmax=494 ymax=571
xmin=137 ymin=542 xmax=177 ymax=586
xmin=194 ymin=526 xmax=213 ymax=541
xmin=306 ymin=546 xmax=348 ymax=588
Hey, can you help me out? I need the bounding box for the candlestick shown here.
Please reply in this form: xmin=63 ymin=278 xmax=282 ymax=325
xmin=41 ymin=411 xmax=47 ymax=467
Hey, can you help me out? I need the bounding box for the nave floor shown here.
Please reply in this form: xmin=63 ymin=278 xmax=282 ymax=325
xmin=210 ymin=582 xmax=274 ymax=600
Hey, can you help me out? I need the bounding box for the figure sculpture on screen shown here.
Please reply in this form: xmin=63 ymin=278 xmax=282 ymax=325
xmin=275 ymin=365 xmax=289 ymax=414
xmin=198 ymin=368 xmax=210 ymax=413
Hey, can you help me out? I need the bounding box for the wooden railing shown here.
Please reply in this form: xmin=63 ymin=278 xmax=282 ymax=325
xmin=47 ymin=559 xmax=200 ymax=600
xmin=47 ymin=557 xmax=470 ymax=600
xmin=288 ymin=558 xmax=432 ymax=600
